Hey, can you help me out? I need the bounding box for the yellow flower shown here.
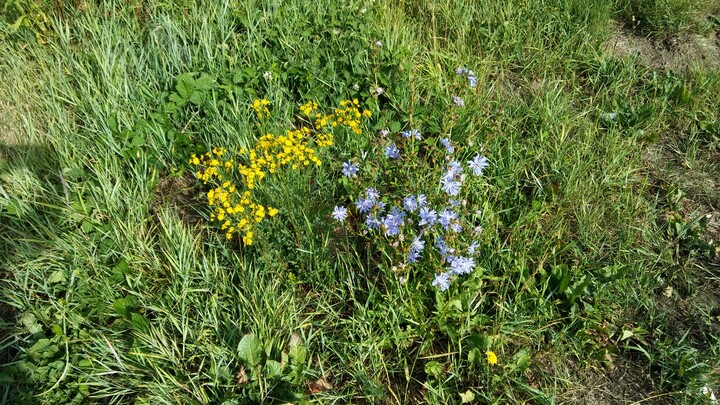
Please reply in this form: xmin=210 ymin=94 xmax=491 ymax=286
xmin=486 ymin=350 xmax=498 ymax=365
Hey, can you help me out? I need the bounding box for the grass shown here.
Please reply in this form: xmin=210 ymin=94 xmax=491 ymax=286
xmin=1 ymin=0 xmax=719 ymax=403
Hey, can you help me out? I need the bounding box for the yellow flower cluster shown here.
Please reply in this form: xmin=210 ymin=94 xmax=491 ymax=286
xmin=251 ymin=98 xmax=270 ymax=118
xmin=299 ymin=101 xmax=318 ymax=115
xmin=191 ymin=99 xmax=371 ymax=246
xmin=192 ymin=149 xmax=279 ymax=244
xmin=333 ymin=99 xmax=371 ymax=135
xmin=301 ymin=99 xmax=371 ymax=135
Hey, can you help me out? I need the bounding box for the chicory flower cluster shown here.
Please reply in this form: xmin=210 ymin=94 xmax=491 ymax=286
xmin=455 ymin=67 xmax=477 ymax=88
xmin=333 ymin=124 xmax=491 ymax=291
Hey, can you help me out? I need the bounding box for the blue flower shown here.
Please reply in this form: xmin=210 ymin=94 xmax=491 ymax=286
xmin=416 ymin=194 xmax=427 ymax=207
xmin=441 ymin=138 xmax=454 ymax=154
xmin=381 ymin=206 xmax=406 ymax=236
xmin=432 ymin=272 xmax=451 ymax=291
xmin=342 ymin=160 xmax=359 ymax=177
xmin=452 ymin=95 xmax=464 ymax=107
xmin=449 ymin=256 xmax=475 ymax=275
xmin=455 ymin=67 xmax=467 ymax=76
xmin=450 ymin=221 xmax=462 ymax=233
xmin=441 ymin=178 xmax=462 ymax=196
xmin=407 ymin=250 xmax=420 ymax=264
xmin=410 ymin=236 xmax=425 ymax=253
xmin=385 ymin=143 xmax=400 ymax=159
xmin=402 ymin=129 xmax=422 ymax=140
xmin=438 ymin=208 xmax=458 ymax=230
xmin=365 ymin=187 xmax=380 ymax=202
xmin=355 ymin=195 xmax=374 ymax=213
xmin=467 ymin=241 xmax=480 ymax=255
xmin=418 ymin=207 xmax=437 ymax=226
xmin=332 ymin=206 xmax=348 ymax=222
xmin=468 ymin=155 xmax=489 ymax=176
xmin=403 ymin=195 xmax=418 ymax=212
xmin=446 ymin=161 xmax=463 ymax=177
xmin=435 ymin=236 xmax=452 ymax=257
xmin=468 ymin=75 xmax=477 ymax=87
xmin=365 ymin=214 xmax=381 ymax=230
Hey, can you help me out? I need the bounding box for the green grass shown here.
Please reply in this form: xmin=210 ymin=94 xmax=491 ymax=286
xmin=1 ymin=0 xmax=719 ymax=403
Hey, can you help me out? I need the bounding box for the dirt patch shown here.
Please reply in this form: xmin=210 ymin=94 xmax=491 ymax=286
xmin=604 ymin=20 xmax=720 ymax=71
xmin=150 ymin=170 xmax=202 ymax=227
xmin=558 ymin=358 xmax=676 ymax=404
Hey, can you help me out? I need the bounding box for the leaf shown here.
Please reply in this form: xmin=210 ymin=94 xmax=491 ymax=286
xmin=621 ymin=330 xmax=634 ymax=341
xmin=21 ymin=313 xmax=42 ymax=335
xmin=264 ymin=359 xmax=283 ymax=380
xmin=29 ymin=339 xmax=60 ymax=359
xmin=175 ymin=73 xmax=196 ymax=100
xmin=424 ymin=361 xmax=442 ymax=378
xmin=194 ymin=74 xmax=213 ymax=91
xmin=288 ymin=333 xmax=307 ymax=366
xmin=48 ymin=270 xmax=66 ymax=284
xmin=9 ymin=16 xmax=26 ymax=31
xmin=460 ymin=389 xmax=476 ymax=403
xmin=237 ymin=334 xmax=262 ymax=366
xmin=307 ymin=376 xmax=332 ymax=394
xmin=236 ymin=366 xmax=248 ymax=386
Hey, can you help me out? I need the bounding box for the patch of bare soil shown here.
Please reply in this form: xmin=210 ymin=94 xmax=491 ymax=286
xmin=559 ymin=359 xmax=676 ymax=405
xmin=604 ymin=20 xmax=720 ymax=71
xmin=150 ymin=170 xmax=202 ymax=227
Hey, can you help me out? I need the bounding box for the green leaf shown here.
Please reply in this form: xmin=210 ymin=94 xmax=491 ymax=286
xmin=264 ymin=359 xmax=283 ymax=380
xmin=194 ymin=74 xmax=213 ymax=91
xmin=460 ymin=390 xmax=476 ymax=403
xmin=29 ymin=338 xmax=60 ymax=359
xmin=424 ymin=361 xmax=442 ymax=378
xmin=237 ymin=334 xmax=263 ymax=366
xmin=21 ymin=313 xmax=42 ymax=335
xmin=621 ymin=330 xmax=634 ymax=341
xmin=48 ymin=270 xmax=66 ymax=284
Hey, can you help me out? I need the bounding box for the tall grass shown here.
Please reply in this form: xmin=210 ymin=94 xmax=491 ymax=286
xmin=1 ymin=0 xmax=718 ymax=403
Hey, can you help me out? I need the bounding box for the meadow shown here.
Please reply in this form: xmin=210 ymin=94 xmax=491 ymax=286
xmin=1 ymin=0 xmax=719 ymax=403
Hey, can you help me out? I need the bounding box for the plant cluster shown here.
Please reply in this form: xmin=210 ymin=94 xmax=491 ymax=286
xmin=191 ymin=99 xmax=371 ymax=245
xmin=329 ymin=68 xmax=490 ymax=291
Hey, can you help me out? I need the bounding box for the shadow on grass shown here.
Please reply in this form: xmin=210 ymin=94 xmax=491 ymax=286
xmin=0 ymin=141 xmax=66 ymax=402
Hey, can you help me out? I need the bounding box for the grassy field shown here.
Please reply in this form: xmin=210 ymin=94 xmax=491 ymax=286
xmin=1 ymin=0 xmax=719 ymax=403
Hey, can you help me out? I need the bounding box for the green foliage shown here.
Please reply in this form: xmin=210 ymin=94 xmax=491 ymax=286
xmin=1 ymin=0 xmax=718 ymax=403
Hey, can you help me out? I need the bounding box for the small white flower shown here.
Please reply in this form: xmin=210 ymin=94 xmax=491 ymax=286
xmin=263 ymin=71 xmax=273 ymax=80
xmin=374 ymin=40 xmax=382 ymax=47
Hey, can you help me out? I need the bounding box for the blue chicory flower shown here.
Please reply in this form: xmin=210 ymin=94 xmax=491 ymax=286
xmin=468 ymin=155 xmax=489 ymax=176
xmin=407 ymin=250 xmax=420 ymax=264
xmin=416 ymin=194 xmax=427 ymax=207
xmin=385 ymin=143 xmax=400 ymax=159
xmin=410 ymin=236 xmax=425 ymax=253
xmin=449 ymin=256 xmax=475 ymax=275
xmin=418 ymin=207 xmax=437 ymax=226
xmin=432 ymin=272 xmax=451 ymax=291
xmin=403 ymin=195 xmax=418 ymax=212
xmin=441 ymin=138 xmax=454 ymax=154
xmin=342 ymin=160 xmax=359 ymax=178
xmin=441 ymin=178 xmax=462 ymax=196
xmin=332 ymin=206 xmax=348 ymax=222
xmin=355 ymin=195 xmax=374 ymax=214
